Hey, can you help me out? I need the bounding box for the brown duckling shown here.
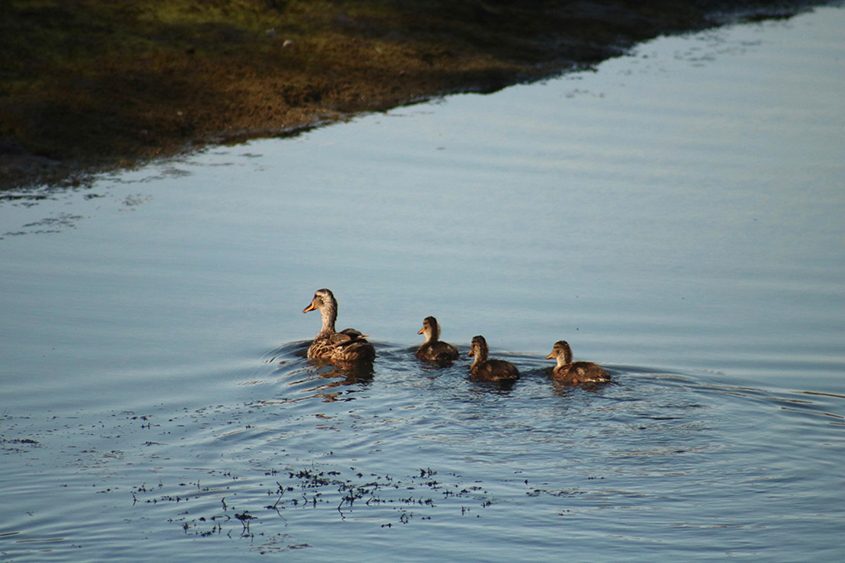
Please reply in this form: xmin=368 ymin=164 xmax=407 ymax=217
xmin=545 ymin=340 xmax=609 ymax=385
xmin=416 ymin=316 xmax=459 ymax=364
xmin=303 ymin=288 xmax=375 ymax=364
xmin=468 ymin=335 xmax=519 ymax=381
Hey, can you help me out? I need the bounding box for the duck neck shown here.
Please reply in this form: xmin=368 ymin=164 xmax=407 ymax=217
xmin=471 ymin=346 xmax=488 ymax=368
xmin=318 ymin=302 xmax=337 ymax=335
xmin=555 ymin=346 xmax=573 ymax=368
xmin=423 ymin=328 xmax=439 ymax=344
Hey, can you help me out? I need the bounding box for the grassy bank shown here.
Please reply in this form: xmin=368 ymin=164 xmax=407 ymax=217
xmin=0 ymin=0 xmax=817 ymax=190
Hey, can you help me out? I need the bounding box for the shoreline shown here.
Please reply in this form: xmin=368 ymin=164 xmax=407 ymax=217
xmin=0 ymin=0 xmax=823 ymax=192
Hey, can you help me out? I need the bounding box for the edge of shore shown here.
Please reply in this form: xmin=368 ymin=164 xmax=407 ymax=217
xmin=0 ymin=0 xmax=823 ymax=192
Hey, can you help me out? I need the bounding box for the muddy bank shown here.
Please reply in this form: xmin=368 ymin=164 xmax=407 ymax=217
xmin=0 ymin=0 xmax=822 ymax=191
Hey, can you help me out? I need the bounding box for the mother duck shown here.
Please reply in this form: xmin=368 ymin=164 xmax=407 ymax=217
xmin=303 ymin=288 xmax=375 ymax=364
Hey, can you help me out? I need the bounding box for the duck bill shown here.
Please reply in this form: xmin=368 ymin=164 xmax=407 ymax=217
xmin=303 ymin=302 xmax=317 ymax=313
xmin=545 ymin=352 xmax=555 ymax=360
xmin=417 ymin=327 xmax=425 ymax=335
xmin=467 ymin=349 xmax=475 ymax=357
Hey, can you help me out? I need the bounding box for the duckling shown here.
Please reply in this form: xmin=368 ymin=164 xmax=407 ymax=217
xmin=545 ymin=340 xmax=609 ymax=385
xmin=302 ymin=288 xmax=375 ymax=364
xmin=468 ymin=335 xmax=519 ymax=381
xmin=416 ymin=316 xmax=459 ymax=364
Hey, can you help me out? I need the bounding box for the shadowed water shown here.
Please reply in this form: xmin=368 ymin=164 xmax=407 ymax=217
xmin=1 ymin=5 xmax=844 ymax=561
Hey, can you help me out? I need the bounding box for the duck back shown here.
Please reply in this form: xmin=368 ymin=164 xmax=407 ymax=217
xmin=308 ymin=329 xmax=374 ymax=363
xmin=416 ymin=341 xmax=459 ymax=364
xmin=471 ymin=359 xmax=520 ymax=381
xmin=553 ymin=361 xmax=609 ymax=385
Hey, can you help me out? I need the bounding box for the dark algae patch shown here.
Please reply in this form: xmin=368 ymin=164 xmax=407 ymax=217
xmin=0 ymin=0 xmax=823 ymax=190
xmin=131 ymin=464 xmax=495 ymax=548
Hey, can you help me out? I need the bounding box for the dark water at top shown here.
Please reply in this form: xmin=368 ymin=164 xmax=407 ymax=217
xmin=1 ymin=6 xmax=844 ymax=561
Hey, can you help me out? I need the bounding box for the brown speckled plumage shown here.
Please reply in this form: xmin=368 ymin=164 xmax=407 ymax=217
xmin=545 ymin=340 xmax=609 ymax=385
xmin=303 ymin=288 xmax=375 ymax=364
xmin=468 ymin=335 xmax=519 ymax=381
xmin=416 ymin=316 xmax=459 ymax=365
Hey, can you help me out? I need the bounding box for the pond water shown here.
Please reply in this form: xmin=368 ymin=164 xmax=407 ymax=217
xmin=2 ymin=5 xmax=845 ymax=561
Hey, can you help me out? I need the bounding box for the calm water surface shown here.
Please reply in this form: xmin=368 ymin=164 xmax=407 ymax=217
xmin=2 ymin=6 xmax=845 ymax=561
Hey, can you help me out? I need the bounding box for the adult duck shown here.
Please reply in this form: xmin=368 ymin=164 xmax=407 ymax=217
xmin=545 ymin=340 xmax=609 ymax=385
xmin=303 ymin=288 xmax=375 ymax=364
xmin=468 ymin=335 xmax=519 ymax=382
xmin=416 ymin=316 xmax=459 ymax=364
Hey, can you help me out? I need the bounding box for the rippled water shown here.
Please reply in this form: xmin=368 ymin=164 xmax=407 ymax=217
xmin=2 ymin=6 xmax=845 ymax=561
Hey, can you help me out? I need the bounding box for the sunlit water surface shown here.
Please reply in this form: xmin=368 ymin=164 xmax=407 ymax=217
xmin=2 ymin=6 xmax=844 ymax=561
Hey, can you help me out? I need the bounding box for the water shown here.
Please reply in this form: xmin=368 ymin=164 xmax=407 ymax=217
xmin=2 ymin=6 xmax=845 ymax=560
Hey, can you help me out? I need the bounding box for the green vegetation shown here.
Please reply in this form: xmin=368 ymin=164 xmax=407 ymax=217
xmin=0 ymin=0 xmax=811 ymax=189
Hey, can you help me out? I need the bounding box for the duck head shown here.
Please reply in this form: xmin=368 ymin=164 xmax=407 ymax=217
xmin=303 ymin=288 xmax=334 ymax=313
xmin=417 ymin=316 xmax=441 ymax=343
xmin=303 ymin=288 xmax=337 ymax=334
xmin=468 ymin=335 xmax=488 ymax=362
xmin=545 ymin=340 xmax=573 ymax=366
